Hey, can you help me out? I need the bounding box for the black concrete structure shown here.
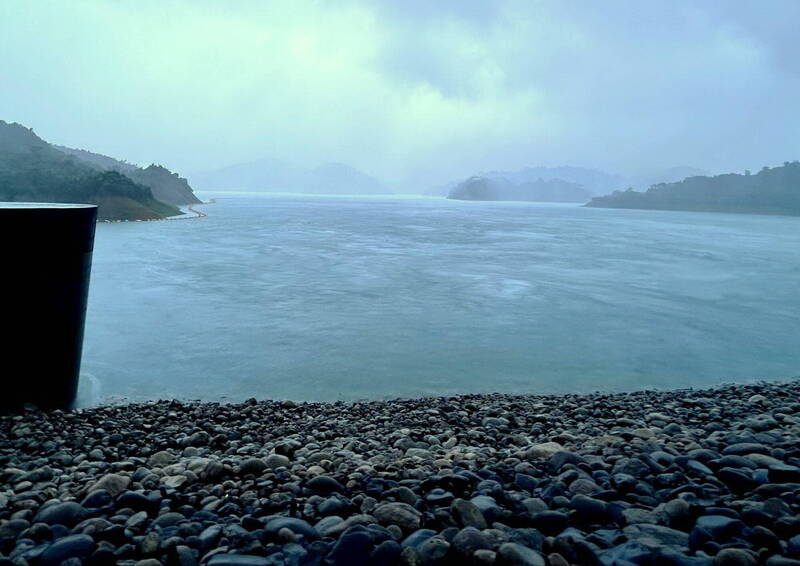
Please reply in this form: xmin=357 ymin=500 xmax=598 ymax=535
xmin=0 ymin=203 xmax=97 ymax=410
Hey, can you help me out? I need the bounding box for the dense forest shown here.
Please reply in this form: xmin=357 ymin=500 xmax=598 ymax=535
xmin=586 ymin=162 xmax=800 ymax=216
xmin=0 ymin=120 xmax=198 ymax=221
xmin=56 ymin=145 xmax=200 ymax=205
xmin=447 ymin=175 xmax=593 ymax=202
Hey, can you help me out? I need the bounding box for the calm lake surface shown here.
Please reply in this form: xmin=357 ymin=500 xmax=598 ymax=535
xmin=78 ymin=192 xmax=800 ymax=405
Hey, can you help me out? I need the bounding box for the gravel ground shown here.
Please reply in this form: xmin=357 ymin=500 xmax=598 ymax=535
xmin=2 ymin=380 xmax=800 ymax=566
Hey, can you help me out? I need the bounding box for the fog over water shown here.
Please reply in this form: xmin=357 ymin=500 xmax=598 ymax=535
xmin=2 ymin=1 xmax=799 ymax=187
xmin=77 ymin=194 xmax=800 ymax=405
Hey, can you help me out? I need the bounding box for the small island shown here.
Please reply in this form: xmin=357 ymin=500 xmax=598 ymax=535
xmin=586 ymin=162 xmax=800 ymax=216
xmin=0 ymin=121 xmax=200 ymax=221
xmin=447 ymin=175 xmax=594 ymax=203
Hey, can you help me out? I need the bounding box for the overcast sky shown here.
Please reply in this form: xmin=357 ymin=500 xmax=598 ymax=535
xmin=2 ymin=0 xmax=798 ymax=188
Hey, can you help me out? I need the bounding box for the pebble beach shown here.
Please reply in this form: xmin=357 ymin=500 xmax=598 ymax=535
xmin=2 ymin=380 xmax=800 ymax=566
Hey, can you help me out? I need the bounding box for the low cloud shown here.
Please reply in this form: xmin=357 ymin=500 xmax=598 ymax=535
xmin=1 ymin=0 xmax=797 ymax=188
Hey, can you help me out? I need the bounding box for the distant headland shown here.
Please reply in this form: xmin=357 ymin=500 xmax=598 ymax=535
xmin=586 ymin=161 xmax=800 ymax=216
xmin=0 ymin=120 xmax=201 ymax=221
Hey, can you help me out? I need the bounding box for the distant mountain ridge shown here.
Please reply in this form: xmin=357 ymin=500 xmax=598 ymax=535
xmin=586 ymin=162 xmax=800 ymax=216
xmin=448 ymin=175 xmax=594 ymax=203
xmin=428 ymin=165 xmax=711 ymax=199
xmin=191 ymin=158 xmax=392 ymax=195
xmin=0 ymin=120 xmax=188 ymax=221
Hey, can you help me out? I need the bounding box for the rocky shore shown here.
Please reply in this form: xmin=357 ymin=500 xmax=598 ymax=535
xmin=2 ymin=381 xmax=800 ymax=566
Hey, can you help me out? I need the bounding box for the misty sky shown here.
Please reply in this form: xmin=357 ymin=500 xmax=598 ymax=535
xmin=2 ymin=0 xmax=799 ymax=189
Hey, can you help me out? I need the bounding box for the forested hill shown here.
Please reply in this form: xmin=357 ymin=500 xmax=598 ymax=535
xmin=0 ymin=121 xmax=180 ymax=221
xmin=586 ymin=162 xmax=800 ymax=216
xmin=55 ymin=146 xmax=201 ymax=205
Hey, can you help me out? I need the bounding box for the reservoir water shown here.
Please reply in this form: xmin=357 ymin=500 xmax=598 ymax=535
xmin=78 ymin=192 xmax=800 ymax=405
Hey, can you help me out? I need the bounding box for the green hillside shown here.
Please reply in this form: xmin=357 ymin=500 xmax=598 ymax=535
xmin=0 ymin=121 xmax=181 ymax=221
xmin=586 ymin=162 xmax=800 ymax=216
xmin=56 ymin=145 xmax=201 ymax=205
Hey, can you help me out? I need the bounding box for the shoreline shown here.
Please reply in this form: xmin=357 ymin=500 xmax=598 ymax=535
xmin=98 ymin=198 xmax=215 ymax=223
xmin=185 ymin=198 xmax=215 ymax=219
xmin=2 ymin=380 xmax=799 ymax=565
xmin=75 ymin=377 xmax=798 ymax=410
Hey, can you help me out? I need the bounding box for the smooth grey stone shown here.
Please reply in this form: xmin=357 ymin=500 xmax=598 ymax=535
xmin=207 ymin=555 xmax=272 ymax=566
xmin=498 ymin=542 xmax=546 ymax=566
xmin=264 ymin=517 xmax=319 ymax=540
xmin=451 ymin=498 xmax=487 ymax=529
xmin=35 ymin=502 xmax=84 ymax=527
xmin=40 ymin=534 xmax=96 ymax=566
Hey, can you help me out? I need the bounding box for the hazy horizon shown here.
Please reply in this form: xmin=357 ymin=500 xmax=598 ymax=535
xmin=2 ymin=0 xmax=799 ymax=190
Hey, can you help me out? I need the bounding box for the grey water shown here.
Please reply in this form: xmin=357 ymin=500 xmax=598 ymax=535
xmin=77 ymin=192 xmax=800 ymax=406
